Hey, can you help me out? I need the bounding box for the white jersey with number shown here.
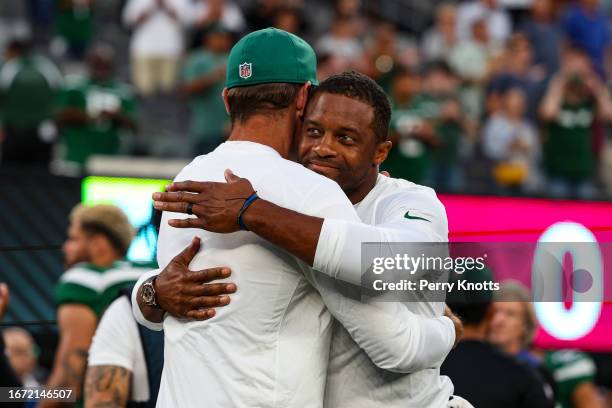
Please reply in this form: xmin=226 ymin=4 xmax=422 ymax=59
xmin=315 ymin=174 xmax=455 ymax=408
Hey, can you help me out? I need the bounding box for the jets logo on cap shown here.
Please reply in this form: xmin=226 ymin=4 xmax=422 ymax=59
xmin=239 ymin=62 xmax=252 ymax=79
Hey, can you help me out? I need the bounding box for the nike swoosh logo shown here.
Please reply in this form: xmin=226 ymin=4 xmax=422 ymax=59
xmin=404 ymin=211 xmax=431 ymax=222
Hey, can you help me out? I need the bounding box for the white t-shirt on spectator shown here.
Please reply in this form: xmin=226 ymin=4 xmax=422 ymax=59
xmin=89 ymin=296 xmax=149 ymax=403
xmin=123 ymin=0 xmax=192 ymax=58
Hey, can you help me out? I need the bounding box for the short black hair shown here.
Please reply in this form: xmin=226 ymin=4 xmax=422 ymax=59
xmin=446 ymin=266 xmax=494 ymax=326
xmin=227 ymin=83 xmax=302 ymax=123
xmin=447 ymin=302 xmax=491 ymax=326
xmin=310 ymin=71 xmax=391 ymax=142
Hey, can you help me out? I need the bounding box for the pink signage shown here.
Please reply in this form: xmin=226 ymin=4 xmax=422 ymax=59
xmin=439 ymin=194 xmax=612 ymax=351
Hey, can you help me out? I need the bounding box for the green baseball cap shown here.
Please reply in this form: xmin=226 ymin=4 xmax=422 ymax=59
xmin=225 ymin=28 xmax=318 ymax=89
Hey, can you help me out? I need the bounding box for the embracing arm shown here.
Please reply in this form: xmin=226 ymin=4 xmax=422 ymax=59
xmin=131 ymin=238 xmax=235 ymax=329
xmin=243 ymin=199 xmax=323 ymax=266
xmin=306 ymin=271 xmax=458 ymax=373
xmin=155 ymin=172 xmax=446 ymax=287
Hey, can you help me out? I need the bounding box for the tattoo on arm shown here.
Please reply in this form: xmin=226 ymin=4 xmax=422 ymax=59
xmin=60 ymin=348 xmax=89 ymax=387
xmin=84 ymin=365 xmax=131 ymax=408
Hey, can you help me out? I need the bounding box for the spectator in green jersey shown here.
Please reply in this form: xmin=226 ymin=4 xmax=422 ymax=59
xmin=0 ymin=38 xmax=63 ymax=166
xmin=539 ymin=46 xmax=612 ymax=198
xmin=55 ymin=44 xmax=137 ymax=175
xmin=54 ymin=0 xmax=94 ymax=60
xmin=382 ymin=67 xmax=434 ymax=185
xmin=181 ymin=25 xmax=233 ymax=156
xmin=544 ymin=350 xmax=605 ymax=408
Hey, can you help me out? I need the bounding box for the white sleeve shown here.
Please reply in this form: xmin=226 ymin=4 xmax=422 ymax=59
xmin=131 ymin=269 xmax=164 ymax=331
xmin=89 ymin=297 xmax=140 ymax=370
xmin=306 ymin=188 xmax=455 ymax=372
xmin=303 ymin=270 xmax=456 ymax=373
xmin=313 ymin=189 xmax=448 ymax=286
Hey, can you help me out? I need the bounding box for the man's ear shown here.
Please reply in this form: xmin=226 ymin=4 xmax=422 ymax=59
xmin=295 ymin=81 xmax=312 ymax=119
xmin=222 ymin=88 xmax=230 ymax=114
xmin=373 ymin=140 xmax=392 ymax=167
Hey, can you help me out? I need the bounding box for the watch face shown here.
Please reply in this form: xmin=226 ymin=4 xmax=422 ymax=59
xmin=143 ymin=283 xmax=155 ymax=305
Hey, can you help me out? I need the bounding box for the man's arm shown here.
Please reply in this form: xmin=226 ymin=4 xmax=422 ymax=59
xmin=154 ymin=171 xmax=445 ymax=286
xmin=40 ymin=304 xmax=97 ymax=407
xmin=572 ymin=381 xmax=605 ymax=408
xmin=131 ymin=238 xmax=236 ymax=329
xmin=152 ymin=171 xmax=324 ymax=266
xmin=84 ymin=366 xmax=130 ymax=408
xmin=0 ymin=284 xmax=24 ymax=389
xmin=539 ymin=74 xmax=566 ymax=121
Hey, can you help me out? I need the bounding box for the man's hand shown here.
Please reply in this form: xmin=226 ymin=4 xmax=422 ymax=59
xmin=444 ymin=305 xmax=463 ymax=347
xmin=0 ymin=283 xmax=9 ymax=321
xmin=155 ymin=237 xmax=237 ymax=320
xmin=153 ymin=169 xmax=255 ymax=233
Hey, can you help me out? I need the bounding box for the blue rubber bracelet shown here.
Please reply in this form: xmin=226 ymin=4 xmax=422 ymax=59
xmin=238 ymin=191 xmax=259 ymax=231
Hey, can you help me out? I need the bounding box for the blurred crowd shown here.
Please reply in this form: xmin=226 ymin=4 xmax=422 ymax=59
xmin=1 ymin=0 xmax=612 ymax=199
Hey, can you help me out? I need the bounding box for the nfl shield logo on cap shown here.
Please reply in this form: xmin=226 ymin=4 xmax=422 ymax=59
xmin=239 ymin=62 xmax=252 ymax=79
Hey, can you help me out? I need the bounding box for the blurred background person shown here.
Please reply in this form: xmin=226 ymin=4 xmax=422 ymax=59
xmin=0 ymin=284 xmax=24 ymax=390
xmin=0 ymin=2 xmax=31 ymax=57
xmin=519 ymin=0 xmax=562 ymax=78
xmin=539 ymin=46 xmax=612 ymax=198
xmin=272 ymin=6 xmax=304 ymax=35
xmin=84 ymin=284 xmax=165 ymax=408
xmin=382 ymin=67 xmax=434 ymax=185
xmin=54 ymin=44 xmax=137 ymax=176
xmin=482 ymin=86 xmax=541 ymax=193
xmin=334 ymin=0 xmax=368 ymax=39
xmin=244 ymin=0 xmax=284 ymax=32
xmin=3 ymin=327 xmax=44 ymax=388
xmin=489 ymin=281 xmax=606 ymax=408
xmin=316 ymin=16 xmax=365 ymax=71
xmin=449 ymin=18 xmax=503 ymax=120
xmin=122 ymin=0 xmax=192 ymax=97
xmin=456 ymin=0 xmax=512 ymax=44
xmin=0 ymin=38 xmax=62 ymax=166
xmin=181 ymin=25 xmax=232 ymax=156
xmin=53 ymin=0 xmax=94 ymax=61
xmin=422 ymin=3 xmax=459 ymax=63
xmin=489 ymin=281 xmax=556 ymax=406
xmin=487 ymin=33 xmax=546 ymax=121
xmin=418 ymin=61 xmax=470 ymax=191
xmin=41 ymin=204 xmax=147 ymax=408
xmin=562 ymin=0 xmax=610 ymax=77
xmin=363 ymin=22 xmax=419 ymax=91
xmin=544 ymin=350 xmax=605 ymax=408
xmin=190 ymin=0 xmax=246 ymax=34
xmin=441 ymin=269 xmax=550 ymax=408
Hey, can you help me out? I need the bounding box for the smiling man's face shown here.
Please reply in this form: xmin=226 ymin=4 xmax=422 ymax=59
xmin=298 ymin=92 xmax=390 ymax=200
